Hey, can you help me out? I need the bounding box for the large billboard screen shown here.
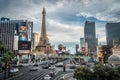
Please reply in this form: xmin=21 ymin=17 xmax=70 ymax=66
xmin=19 ymin=25 xmax=27 ymax=32
xmin=18 ymin=22 xmax=28 ymax=41
xmin=18 ymin=41 xmax=31 ymax=50
xmin=19 ymin=33 xmax=28 ymax=41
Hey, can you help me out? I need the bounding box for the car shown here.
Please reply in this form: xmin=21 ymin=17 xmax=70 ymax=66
xmin=49 ymin=71 xmax=55 ymax=77
xmin=86 ymin=63 xmax=95 ymax=68
xmin=75 ymin=63 xmax=79 ymax=65
xmin=29 ymin=67 xmax=38 ymax=71
xmin=55 ymin=63 xmax=63 ymax=67
xmin=10 ymin=68 xmax=19 ymax=73
xmin=43 ymin=75 xmax=51 ymax=80
xmin=49 ymin=60 xmax=57 ymax=65
xmin=69 ymin=65 xmax=76 ymax=69
xmin=42 ymin=65 xmax=49 ymax=69
xmin=33 ymin=63 xmax=39 ymax=66
xmin=60 ymin=76 xmax=65 ymax=80
xmin=48 ymin=66 xmax=55 ymax=70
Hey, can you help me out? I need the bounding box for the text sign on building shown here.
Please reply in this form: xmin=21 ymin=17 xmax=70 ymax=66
xmin=18 ymin=41 xmax=31 ymax=50
xmin=81 ymin=47 xmax=86 ymax=52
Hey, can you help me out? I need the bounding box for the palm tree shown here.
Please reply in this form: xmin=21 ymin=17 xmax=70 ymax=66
xmin=0 ymin=41 xmax=3 ymax=49
xmin=1 ymin=51 xmax=14 ymax=79
xmin=0 ymin=41 xmax=4 ymax=55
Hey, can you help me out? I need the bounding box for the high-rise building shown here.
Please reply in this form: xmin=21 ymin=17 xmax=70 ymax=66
xmin=33 ymin=32 xmax=40 ymax=49
xmin=0 ymin=18 xmax=15 ymax=55
xmin=75 ymin=44 xmax=79 ymax=53
xmin=80 ymin=38 xmax=85 ymax=48
xmin=106 ymin=22 xmax=120 ymax=48
xmin=84 ymin=21 xmax=97 ymax=53
xmin=0 ymin=17 xmax=33 ymax=56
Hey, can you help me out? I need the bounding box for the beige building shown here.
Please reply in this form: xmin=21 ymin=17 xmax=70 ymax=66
xmin=33 ymin=32 xmax=40 ymax=49
xmin=97 ymin=46 xmax=103 ymax=63
xmin=108 ymin=46 xmax=120 ymax=65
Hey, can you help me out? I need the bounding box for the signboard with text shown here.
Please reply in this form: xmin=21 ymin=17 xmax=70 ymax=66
xmin=81 ymin=47 xmax=86 ymax=52
xmin=18 ymin=41 xmax=31 ymax=50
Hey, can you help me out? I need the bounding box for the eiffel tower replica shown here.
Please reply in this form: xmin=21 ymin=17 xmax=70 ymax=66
xmin=36 ymin=8 xmax=54 ymax=55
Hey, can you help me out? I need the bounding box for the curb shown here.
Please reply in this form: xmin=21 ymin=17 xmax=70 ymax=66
xmin=61 ymin=72 xmax=74 ymax=80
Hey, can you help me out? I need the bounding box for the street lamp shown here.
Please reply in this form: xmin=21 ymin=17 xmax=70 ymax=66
xmin=63 ymin=62 xmax=66 ymax=72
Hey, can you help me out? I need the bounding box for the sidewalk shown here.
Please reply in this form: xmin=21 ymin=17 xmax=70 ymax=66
xmin=0 ymin=72 xmax=4 ymax=80
xmin=64 ymin=73 xmax=76 ymax=80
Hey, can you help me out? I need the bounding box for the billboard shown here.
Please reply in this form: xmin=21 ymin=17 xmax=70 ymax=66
xmin=18 ymin=50 xmax=30 ymax=53
xmin=19 ymin=33 xmax=28 ymax=41
xmin=19 ymin=25 xmax=27 ymax=32
xmin=27 ymin=22 xmax=33 ymax=41
xmin=18 ymin=41 xmax=31 ymax=50
xmin=18 ymin=22 xmax=28 ymax=41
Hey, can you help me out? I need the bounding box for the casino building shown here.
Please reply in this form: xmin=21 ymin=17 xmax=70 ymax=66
xmin=0 ymin=17 xmax=33 ymax=63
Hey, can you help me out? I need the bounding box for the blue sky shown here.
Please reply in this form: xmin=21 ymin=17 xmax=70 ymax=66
xmin=0 ymin=0 xmax=120 ymax=54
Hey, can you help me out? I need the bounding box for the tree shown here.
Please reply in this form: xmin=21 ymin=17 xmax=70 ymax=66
xmin=0 ymin=41 xmax=4 ymax=55
xmin=93 ymin=63 xmax=120 ymax=80
xmin=0 ymin=41 xmax=3 ymax=49
xmin=1 ymin=51 xmax=15 ymax=79
xmin=74 ymin=67 xmax=94 ymax=80
xmin=101 ymin=45 xmax=112 ymax=63
xmin=58 ymin=44 xmax=63 ymax=51
xmin=107 ymin=66 xmax=120 ymax=80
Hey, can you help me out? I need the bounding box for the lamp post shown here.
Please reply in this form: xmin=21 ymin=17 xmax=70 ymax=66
xmin=63 ymin=62 xmax=66 ymax=72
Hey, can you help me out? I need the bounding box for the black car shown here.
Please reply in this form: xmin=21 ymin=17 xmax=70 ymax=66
xmin=33 ymin=63 xmax=39 ymax=66
xmin=69 ymin=65 xmax=76 ymax=69
xmin=49 ymin=71 xmax=55 ymax=77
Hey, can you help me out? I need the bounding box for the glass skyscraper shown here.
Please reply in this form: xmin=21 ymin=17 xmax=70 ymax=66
xmin=84 ymin=21 xmax=97 ymax=52
xmin=106 ymin=22 xmax=120 ymax=48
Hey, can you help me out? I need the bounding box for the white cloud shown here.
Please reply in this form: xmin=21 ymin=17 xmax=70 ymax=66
xmin=46 ymin=19 xmax=83 ymax=43
xmin=76 ymin=0 xmax=120 ymax=22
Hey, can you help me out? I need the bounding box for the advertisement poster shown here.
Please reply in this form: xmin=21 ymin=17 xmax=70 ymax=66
xmin=19 ymin=25 xmax=27 ymax=32
xmin=19 ymin=33 xmax=28 ymax=41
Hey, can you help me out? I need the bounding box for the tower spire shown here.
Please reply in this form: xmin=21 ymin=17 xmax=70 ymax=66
xmin=41 ymin=7 xmax=47 ymax=38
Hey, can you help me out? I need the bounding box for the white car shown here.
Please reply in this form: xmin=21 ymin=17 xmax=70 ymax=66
xmin=10 ymin=68 xmax=19 ymax=73
xmin=44 ymin=75 xmax=51 ymax=80
xmin=29 ymin=67 xmax=38 ymax=71
xmin=48 ymin=66 xmax=56 ymax=70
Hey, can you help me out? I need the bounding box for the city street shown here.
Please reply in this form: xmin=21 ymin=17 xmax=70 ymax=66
xmin=8 ymin=61 xmax=75 ymax=80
